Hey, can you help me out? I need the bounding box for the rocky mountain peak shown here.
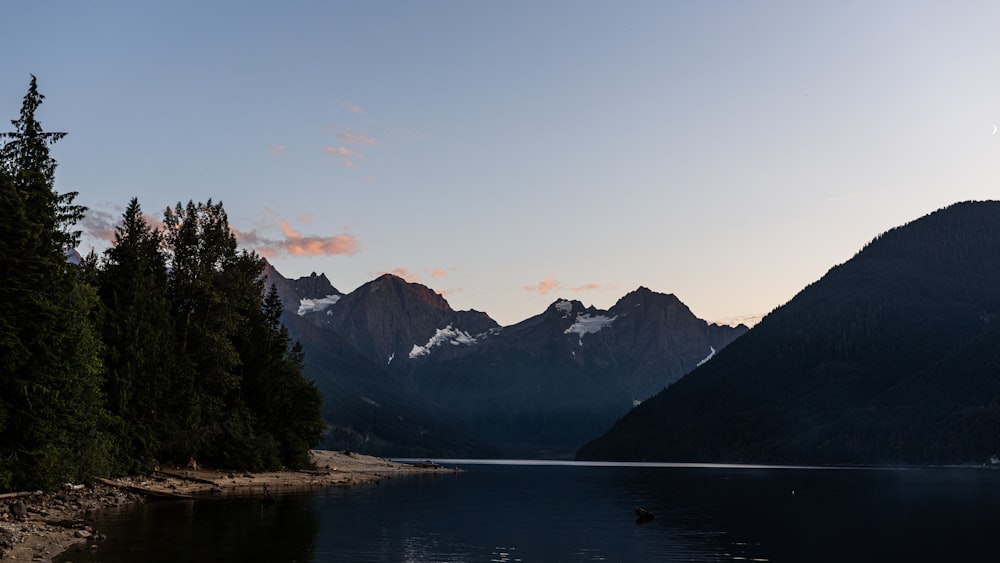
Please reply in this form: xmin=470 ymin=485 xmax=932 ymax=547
xmin=612 ymin=286 xmax=682 ymax=312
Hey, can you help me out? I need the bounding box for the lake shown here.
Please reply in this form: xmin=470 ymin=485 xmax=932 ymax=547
xmin=57 ymin=460 xmax=1000 ymax=562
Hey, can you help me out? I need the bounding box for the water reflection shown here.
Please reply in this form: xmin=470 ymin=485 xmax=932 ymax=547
xmin=57 ymin=464 xmax=1000 ymax=562
xmin=57 ymin=492 xmax=320 ymax=563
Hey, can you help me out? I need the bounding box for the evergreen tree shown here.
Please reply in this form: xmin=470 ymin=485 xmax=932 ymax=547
xmin=161 ymin=200 xmax=241 ymax=461
xmin=0 ymin=77 xmax=110 ymax=490
xmin=239 ymin=285 xmax=325 ymax=469
xmin=161 ymin=199 xmax=324 ymax=469
xmin=96 ymin=198 xmax=177 ymax=470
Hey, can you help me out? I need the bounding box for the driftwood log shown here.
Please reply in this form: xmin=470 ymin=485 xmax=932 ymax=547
xmin=96 ymin=477 xmax=193 ymax=500
xmin=154 ymin=470 xmax=220 ymax=486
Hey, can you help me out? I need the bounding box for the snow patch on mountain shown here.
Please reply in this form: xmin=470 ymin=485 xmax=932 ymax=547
xmin=554 ymin=300 xmax=574 ymax=316
xmin=696 ymin=346 xmax=717 ymax=367
xmin=409 ymin=325 xmax=478 ymax=359
xmin=297 ymin=294 xmax=341 ymax=315
xmin=565 ymin=313 xmax=617 ymax=346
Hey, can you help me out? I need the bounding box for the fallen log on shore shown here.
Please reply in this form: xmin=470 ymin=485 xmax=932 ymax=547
xmin=296 ymin=469 xmax=331 ymax=476
xmin=154 ymin=470 xmax=221 ymax=486
xmin=0 ymin=491 xmax=35 ymax=500
xmin=95 ymin=477 xmax=194 ymax=500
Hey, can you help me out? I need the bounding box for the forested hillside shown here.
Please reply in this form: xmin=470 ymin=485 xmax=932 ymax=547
xmin=579 ymin=201 xmax=1000 ymax=465
xmin=0 ymin=78 xmax=324 ymax=491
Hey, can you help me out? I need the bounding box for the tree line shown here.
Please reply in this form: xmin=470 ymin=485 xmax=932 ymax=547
xmin=0 ymin=77 xmax=324 ymax=491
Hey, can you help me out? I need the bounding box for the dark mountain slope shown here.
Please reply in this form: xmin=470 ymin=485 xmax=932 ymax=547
xmin=410 ymin=291 xmax=747 ymax=456
xmin=578 ymin=201 xmax=1000 ymax=465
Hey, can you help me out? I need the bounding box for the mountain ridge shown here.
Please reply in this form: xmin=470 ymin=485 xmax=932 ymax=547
xmin=578 ymin=200 xmax=1000 ymax=465
xmin=263 ymin=262 xmax=747 ymax=457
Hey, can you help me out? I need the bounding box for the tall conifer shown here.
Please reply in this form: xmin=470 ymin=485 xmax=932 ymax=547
xmin=0 ymin=77 xmax=109 ymax=489
xmin=97 ymin=198 xmax=177 ymax=470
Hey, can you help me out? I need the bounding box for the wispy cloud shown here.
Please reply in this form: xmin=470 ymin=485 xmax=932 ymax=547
xmin=431 ymin=267 xmax=448 ymax=278
xmin=524 ymin=275 xmax=560 ymax=295
xmin=81 ymin=206 xmax=168 ymax=245
xmin=338 ymin=131 xmax=376 ymax=147
xmin=297 ymin=214 xmax=313 ymax=225
xmin=267 ymin=144 xmax=287 ymax=158
xmin=325 ymin=145 xmax=364 ymax=168
xmin=81 ymin=208 xmax=118 ymax=243
xmin=523 ymin=276 xmax=602 ymax=296
xmin=142 ymin=212 xmax=167 ymax=233
xmin=279 ymin=220 xmax=301 ymax=239
xmin=340 ymin=100 xmax=364 ymax=114
xmin=435 ymin=287 xmax=462 ymax=297
xmin=234 ymin=219 xmax=359 ymax=258
xmin=377 ymin=266 xmax=421 ymax=283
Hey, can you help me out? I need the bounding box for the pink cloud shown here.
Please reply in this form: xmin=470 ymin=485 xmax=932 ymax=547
xmin=142 ymin=213 xmax=167 ymax=232
xmin=338 ymin=132 xmax=376 ymax=147
xmin=325 ymin=146 xmax=364 ymax=168
xmin=81 ymin=208 xmax=118 ymax=243
xmin=524 ymin=275 xmax=560 ymax=295
xmin=378 ymin=267 xmax=421 ymax=283
xmin=230 ymin=225 xmax=260 ymax=244
xmin=279 ymin=220 xmax=301 ymax=239
xmin=285 ymin=234 xmax=359 ymax=256
xmin=256 ymin=247 xmax=278 ymax=259
xmin=431 ymin=268 xmax=448 ymax=278
xmin=298 ymin=214 xmax=314 ymax=225
xmin=569 ymin=283 xmax=602 ymax=292
xmin=435 ymin=287 xmax=463 ymax=296
xmin=340 ymin=100 xmax=364 ymax=114
xmin=234 ymin=219 xmax=360 ymax=258
xmin=325 ymin=146 xmax=363 ymax=158
xmin=267 ymin=144 xmax=287 ymax=158
xmin=82 ymin=207 xmax=171 ymax=245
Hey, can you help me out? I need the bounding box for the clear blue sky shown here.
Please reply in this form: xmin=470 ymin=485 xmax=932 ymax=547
xmin=4 ymin=1 xmax=999 ymax=326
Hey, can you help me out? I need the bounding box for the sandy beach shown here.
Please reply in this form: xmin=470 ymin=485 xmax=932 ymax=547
xmin=0 ymin=450 xmax=452 ymax=562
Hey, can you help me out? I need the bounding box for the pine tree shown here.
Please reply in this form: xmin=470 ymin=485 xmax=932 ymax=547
xmin=96 ymin=198 xmax=177 ymax=470
xmin=161 ymin=199 xmax=324 ymax=469
xmin=0 ymin=77 xmax=110 ymax=490
xmin=239 ymin=285 xmax=325 ymax=469
xmin=162 ymin=199 xmax=266 ymax=465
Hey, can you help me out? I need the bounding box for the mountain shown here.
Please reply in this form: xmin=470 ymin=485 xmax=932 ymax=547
xmin=405 ymin=288 xmax=747 ymax=456
xmin=262 ymin=261 xmax=342 ymax=314
xmin=263 ymin=263 xmax=746 ymax=458
xmin=263 ymin=263 xmax=497 ymax=457
xmin=578 ymin=201 xmax=1000 ymax=465
xmin=308 ymin=274 xmax=499 ymax=374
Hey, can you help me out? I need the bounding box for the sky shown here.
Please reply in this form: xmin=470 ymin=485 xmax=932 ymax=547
xmin=4 ymin=1 xmax=1000 ymax=327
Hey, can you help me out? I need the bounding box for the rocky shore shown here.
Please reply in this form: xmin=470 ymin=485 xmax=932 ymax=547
xmin=0 ymin=450 xmax=453 ymax=562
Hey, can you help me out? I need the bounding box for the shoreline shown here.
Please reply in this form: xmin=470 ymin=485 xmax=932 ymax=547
xmin=0 ymin=450 xmax=454 ymax=562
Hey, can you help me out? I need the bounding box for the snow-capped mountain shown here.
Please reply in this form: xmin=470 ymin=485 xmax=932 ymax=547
xmin=294 ymin=273 xmax=499 ymax=372
xmin=264 ymin=262 xmax=747 ymax=457
xmin=405 ymin=288 xmax=747 ymax=456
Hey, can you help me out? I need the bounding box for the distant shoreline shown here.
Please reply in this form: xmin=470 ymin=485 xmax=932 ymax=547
xmin=0 ymin=450 xmax=453 ymax=562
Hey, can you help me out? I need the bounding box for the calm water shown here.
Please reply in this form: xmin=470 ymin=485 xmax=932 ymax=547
xmin=58 ymin=461 xmax=1000 ymax=562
